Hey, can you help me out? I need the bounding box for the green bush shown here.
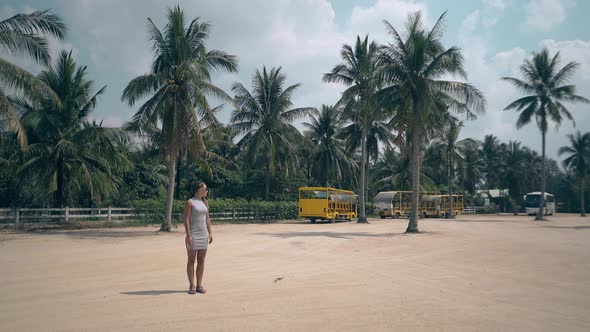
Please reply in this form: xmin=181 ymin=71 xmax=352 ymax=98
xmin=475 ymin=206 xmax=498 ymax=214
xmin=130 ymin=198 xmax=299 ymax=224
xmin=209 ymin=199 xmax=298 ymax=221
xmin=130 ymin=199 xmax=184 ymax=225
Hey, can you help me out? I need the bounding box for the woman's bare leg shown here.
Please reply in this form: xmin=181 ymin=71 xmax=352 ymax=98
xmin=196 ymin=249 xmax=207 ymax=290
xmin=187 ymin=249 xmax=197 ymax=289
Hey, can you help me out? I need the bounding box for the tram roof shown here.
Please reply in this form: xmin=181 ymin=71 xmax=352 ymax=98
xmin=299 ymin=187 xmax=355 ymax=194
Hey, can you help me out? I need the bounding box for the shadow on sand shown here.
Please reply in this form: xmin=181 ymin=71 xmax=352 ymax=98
xmin=256 ymin=231 xmax=436 ymax=239
xmin=543 ymin=225 xmax=590 ymax=230
xmin=452 ymin=219 xmax=518 ymax=223
xmin=28 ymin=229 xmax=162 ymax=239
xmin=121 ymin=290 xmax=187 ymax=296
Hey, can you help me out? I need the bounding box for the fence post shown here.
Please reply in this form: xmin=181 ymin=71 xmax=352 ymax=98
xmin=64 ymin=207 xmax=69 ymax=222
xmin=15 ymin=208 xmax=20 ymax=229
xmin=232 ymin=208 xmax=236 ymax=221
xmin=108 ymin=206 xmax=112 ymax=222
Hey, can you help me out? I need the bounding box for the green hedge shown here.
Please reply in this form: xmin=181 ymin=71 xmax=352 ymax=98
xmin=475 ymin=206 xmax=499 ymax=214
xmin=130 ymin=198 xmax=298 ymax=224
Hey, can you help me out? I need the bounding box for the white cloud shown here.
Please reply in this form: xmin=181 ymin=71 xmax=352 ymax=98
xmin=47 ymin=36 xmax=79 ymax=62
xmin=483 ymin=0 xmax=511 ymax=10
xmin=537 ymin=39 xmax=590 ymax=156
xmin=523 ymin=0 xmax=570 ymax=32
xmin=461 ymin=10 xmax=480 ymax=33
xmin=347 ymin=0 xmax=429 ymax=44
xmin=541 ymin=39 xmax=590 ymax=80
xmin=57 ymin=0 xmax=436 ymax=130
xmin=4 ymin=0 xmax=586 ymax=163
xmin=458 ymin=11 xmax=530 ymax=149
xmin=0 ymin=5 xmax=15 ymax=18
xmin=491 ymin=48 xmax=528 ymax=77
xmin=458 ymin=7 xmax=590 ymax=161
xmin=460 ymin=8 xmax=498 ymax=38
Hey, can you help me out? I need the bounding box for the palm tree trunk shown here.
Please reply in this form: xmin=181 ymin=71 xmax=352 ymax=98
xmin=358 ymin=126 xmax=368 ymax=223
xmin=581 ymin=177 xmax=586 ymax=217
xmin=448 ymin=153 xmax=454 ymax=219
xmin=174 ymin=159 xmax=181 ymax=200
xmin=366 ymin=153 xmax=370 ymax=213
xmin=56 ymin=158 xmax=67 ymax=222
xmin=536 ymin=130 xmax=546 ymax=220
xmin=162 ymin=155 xmax=177 ymax=231
xmin=56 ymin=158 xmax=64 ymax=208
xmin=407 ymin=121 xmax=421 ymax=233
xmin=265 ymin=164 xmax=271 ymax=201
xmin=324 ymin=155 xmax=330 ymax=187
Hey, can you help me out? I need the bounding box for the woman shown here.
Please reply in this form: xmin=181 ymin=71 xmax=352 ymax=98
xmin=184 ymin=181 xmax=213 ymax=294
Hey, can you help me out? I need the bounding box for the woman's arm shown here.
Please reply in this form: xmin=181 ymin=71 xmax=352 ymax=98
xmin=184 ymin=200 xmax=192 ymax=245
xmin=205 ymin=200 xmax=213 ymax=244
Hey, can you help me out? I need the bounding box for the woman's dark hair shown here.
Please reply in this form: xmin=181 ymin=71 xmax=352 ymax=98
xmin=190 ymin=181 xmax=208 ymax=202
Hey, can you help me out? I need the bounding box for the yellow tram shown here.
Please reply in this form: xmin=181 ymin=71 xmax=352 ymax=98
xmin=374 ymin=191 xmax=464 ymax=218
xmin=298 ymin=187 xmax=357 ymax=222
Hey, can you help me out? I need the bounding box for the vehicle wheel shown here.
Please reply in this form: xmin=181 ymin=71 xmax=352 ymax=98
xmin=380 ymin=215 xmax=385 ymax=219
xmin=310 ymin=218 xmax=316 ymax=223
xmin=395 ymin=212 xmax=401 ymax=219
xmin=422 ymin=212 xmax=428 ymax=218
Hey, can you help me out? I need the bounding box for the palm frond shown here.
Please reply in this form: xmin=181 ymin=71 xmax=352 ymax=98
xmin=0 ymin=9 xmax=66 ymax=65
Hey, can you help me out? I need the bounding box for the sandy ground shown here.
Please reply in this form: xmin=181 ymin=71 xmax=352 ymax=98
xmin=1 ymin=214 xmax=590 ymax=332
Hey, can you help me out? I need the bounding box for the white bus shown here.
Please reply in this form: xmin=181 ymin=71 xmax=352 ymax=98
xmin=523 ymin=192 xmax=555 ymax=216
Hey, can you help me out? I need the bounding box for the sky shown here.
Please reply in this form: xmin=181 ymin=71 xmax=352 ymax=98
xmin=2 ymin=0 xmax=589 ymax=162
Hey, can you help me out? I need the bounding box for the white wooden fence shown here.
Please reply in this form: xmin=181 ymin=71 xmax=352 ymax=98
xmin=0 ymin=207 xmax=133 ymax=228
xmin=0 ymin=207 xmax=289 ymax=228
xmin=464 ymin=206 xmax=477 ymax=214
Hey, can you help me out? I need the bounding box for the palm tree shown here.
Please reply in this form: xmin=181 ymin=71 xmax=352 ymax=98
xmin=374 ymin=148 xmax=436 ymax=191
xmin=16 ymin=50 xmax=130 ymax=207
xmin=503 ymin=48 xmax=589 ymax=220
xmin=380 ymin=12 xmax=486 ymax=232
xmin=558 ymin=131 xmax=590 ymax=216
xmin=121 ymin=6 xmax=237 ymax=231
xmin=521 ymin=147 xmax=543 ymax=193
xmin=302 ymin=104 xmax=357 ymax=186
xmin=161 ymin=106 xmax=236 ymax=199
xmin=0 ymin=9 xmax=66 ymax=148
xmin=432 ymin=120 xmax=477 ymax=218
xmin=323 ymin=35 xmax=386 ymax=223
xmin=499 ymin=141 xmax=529 ymax=214
xmin=338 ymin=108 xmax=395 ymax=199
xmin=460 ymin=145 xmax=484 ymax=195
xmin=481 ymin=134 xmax=501 ymax=189
xmin=422 ymin=142 xmax=446 ymax=185
xmin=230 ymin=66 xmax=314 ymax=200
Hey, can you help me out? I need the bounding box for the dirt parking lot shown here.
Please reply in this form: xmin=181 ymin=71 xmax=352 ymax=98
xmin=1 ymin=214 xmax=589 ymax=331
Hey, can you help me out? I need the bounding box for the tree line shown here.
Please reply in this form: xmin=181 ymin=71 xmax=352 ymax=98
xmin=1 ymin=7 xmax=588 ymax=232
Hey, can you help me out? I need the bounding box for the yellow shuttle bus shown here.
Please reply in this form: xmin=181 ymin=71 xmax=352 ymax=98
xmin=373 ymin=191 xmax=412 ymax=218
xmin=298 ymin=187 xmax=357 ymax=223
xmin=422 ymin=194 xmax=464 ymax=217
xmin=374 ymin=191 xmax=465 ymax=218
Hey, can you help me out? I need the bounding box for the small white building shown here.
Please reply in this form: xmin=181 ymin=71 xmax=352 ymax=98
xmin=475 ymin=189 xmax=509 ymax=206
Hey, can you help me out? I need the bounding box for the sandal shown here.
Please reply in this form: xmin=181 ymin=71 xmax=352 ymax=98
xmin=188 ymin=286 xmax=196 ymax=294
xmin=196 ymin=286 xmax=206 ymax=294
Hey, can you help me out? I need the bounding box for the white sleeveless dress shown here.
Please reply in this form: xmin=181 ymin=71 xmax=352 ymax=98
xmin=187 ymin=199 xmax=209 ymax=250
